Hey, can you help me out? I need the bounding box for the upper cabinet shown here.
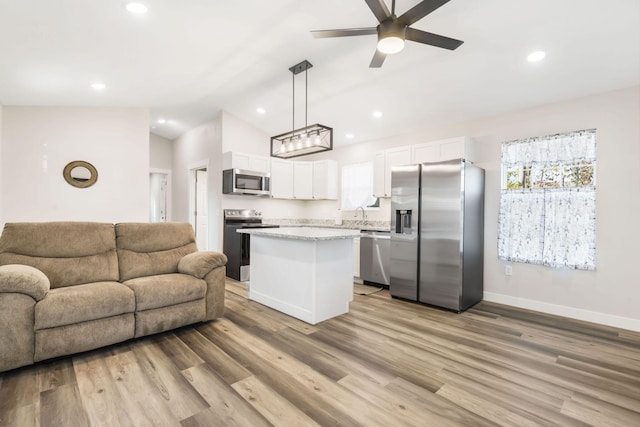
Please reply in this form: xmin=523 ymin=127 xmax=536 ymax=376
xmin=293 ymin=161 xmax=313 ymax=200
xmin=312 ymin=160 xmax=338 ymax=200
xmin=270 ymin=158 xmax=337 ymax=200
xmin=222 ymin=151 xmax=270 ymax=173
xmin=373 ymin=146 xmax=411 ymax=198
xmin=411 ymin=136 xmax=476 ymax=164
xmin=373 ymin=137 xmax=476 ymax=197
xmin=270 ymin=158 xmax=294 ymax=199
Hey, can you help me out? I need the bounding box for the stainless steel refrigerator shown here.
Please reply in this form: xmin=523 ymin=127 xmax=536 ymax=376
xmin=390 ymin=159 xmax=484 ymax=312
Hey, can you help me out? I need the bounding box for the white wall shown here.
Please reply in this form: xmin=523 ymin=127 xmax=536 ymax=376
xmin=171 ymin=116 xmax=223 ymax=251
xmin=1 ymin=106 xmax=149 ymax=224
xmin=221 ymin=111 xmax=271 ymax=156
xmin=0 ymin=105 xmax=3 ymax=227
xmin=329 ymin=86 xmax=640 ymax=330
xmin=150 ymin=132 xmax=173 ymax=170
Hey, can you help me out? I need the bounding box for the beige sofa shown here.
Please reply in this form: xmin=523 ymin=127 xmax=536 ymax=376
xmin=0 ymin=221 xmax=227 ymax=372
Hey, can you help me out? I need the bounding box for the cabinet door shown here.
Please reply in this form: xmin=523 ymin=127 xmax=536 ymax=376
xmin=439 ymin=138 xmax=465 ymax=161
xmin=293 ymin=161 xmax=313 ymax=199
xmin=222 ymin=151 xmax=268 ymax=172
xmin=385 ymin=146 xmax=412 ymax=196
xmin=249 ymin=156 xmax=270 ymax=173
xmin=270 ymin=158 xmax=294 ymax=199
xmin=312 ymin=160 xmax=338 ymax=200
xmin=411 ymin=142 xmax=439 ymax=164
xmin=373 ymin=151 xmax=387 ymax=198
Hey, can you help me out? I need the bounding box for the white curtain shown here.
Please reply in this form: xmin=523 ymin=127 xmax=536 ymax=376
xmin=498 ymin=129 xmax=596 ymax=270
xmin=341 ymin=162 xmax=376 ymax=211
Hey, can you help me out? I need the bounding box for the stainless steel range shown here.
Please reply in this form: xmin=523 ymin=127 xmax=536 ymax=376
xmin=223 ymin=209 xmax=278 ymax=281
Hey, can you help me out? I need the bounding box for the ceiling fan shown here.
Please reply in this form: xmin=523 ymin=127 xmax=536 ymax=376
xmin=311 ymin=0 xmax=463 ymax=68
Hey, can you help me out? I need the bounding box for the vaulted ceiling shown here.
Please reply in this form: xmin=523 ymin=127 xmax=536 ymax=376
xmin=1 ymin=0 xmax=639 ymax=145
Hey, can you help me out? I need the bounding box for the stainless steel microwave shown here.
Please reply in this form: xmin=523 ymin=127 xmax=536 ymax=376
xmin=222 ymin=169 xmax=271 ymax=196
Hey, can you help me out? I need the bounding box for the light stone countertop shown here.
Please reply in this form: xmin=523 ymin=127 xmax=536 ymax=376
xmin=237 ymin=226 xmax=363 ymax=241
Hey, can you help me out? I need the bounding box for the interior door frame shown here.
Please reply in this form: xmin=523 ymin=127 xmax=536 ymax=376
xmin=188 ymin=160 xmax=210 ymax=249
xmin=149 ymin=168 xmax=172 ymax=222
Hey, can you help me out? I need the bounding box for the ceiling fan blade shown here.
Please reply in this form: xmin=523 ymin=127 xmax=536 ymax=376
xmin=311 ymin=27 xmax=377 ymax=38
xmin=405 ymin=27 xmax=463 ymax=50
xmin=369 ymin=49 xmax=387 ymax=68
xmin=365 ymin=0 xmax=391 ymax=23
xmin=397 ymin=0 xmax=451 ymax=26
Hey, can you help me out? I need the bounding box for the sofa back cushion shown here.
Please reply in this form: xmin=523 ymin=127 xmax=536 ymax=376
xmin=0 ymin=222 xmax=119 ymax=289
xmin=116 ymin=222 xmax=197 ymax=281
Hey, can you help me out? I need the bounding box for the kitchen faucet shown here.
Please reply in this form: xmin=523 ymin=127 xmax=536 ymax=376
xmin=355 ymin=206 xmax=367 ymax=225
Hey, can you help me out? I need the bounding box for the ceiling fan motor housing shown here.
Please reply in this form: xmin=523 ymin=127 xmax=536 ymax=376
xmin=377 ymin=19 xmax=407 ymax=54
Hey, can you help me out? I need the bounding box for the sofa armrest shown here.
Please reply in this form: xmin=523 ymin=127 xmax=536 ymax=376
xmin=0 ymin=264 xmax=50 ymax=301
xmin=178 ymin=251 xmax=228 ymax=279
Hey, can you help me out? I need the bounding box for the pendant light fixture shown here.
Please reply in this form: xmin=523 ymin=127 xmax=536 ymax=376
xmin=270 ymin=60 xmax=333 ymax=159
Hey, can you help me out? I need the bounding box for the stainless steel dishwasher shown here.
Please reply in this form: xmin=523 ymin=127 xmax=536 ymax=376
xmin=359 ymin=230 xmax=391 ymax=286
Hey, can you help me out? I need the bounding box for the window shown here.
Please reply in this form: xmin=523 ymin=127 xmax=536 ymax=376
xmin=341 ymin=162 xmax=378 ymax=211
xmin=498 ymin=129 xmax=596 ymax=270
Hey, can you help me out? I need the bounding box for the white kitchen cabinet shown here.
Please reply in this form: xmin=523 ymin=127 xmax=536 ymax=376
xmin=353 ymin=237 xmax=360 ymax=278
xmin=312 ymin=159 xmax=338 ymax=200
xmin=373 ymin=146 xmax=411 ymax=198
xmin=373 ymin=151 xmax=386 ymax=198
xmin=411 ymin=137 xmax=476 ymax=164
xmin=293 ymin=161 xmax=313 ymax=199
xmin=270 ymin=158 xmax=294 ymax=199
xmin=222 ymin=151 xmax=270 ymax=173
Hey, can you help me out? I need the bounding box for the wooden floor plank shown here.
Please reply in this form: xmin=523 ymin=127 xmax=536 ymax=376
xmin=232 ymin=375 xmax=320 ymax=427
xmin=39 ymin=383 xmax=89 ymax=427
xmin=1 ymin=279 xmax=639 ymax=427
xmin=181 ymin=363 xmax=271 ymax=427
xmin=73 ymin=352 xmax=135 ymax=427
xmin=104 ymin=349 xmax=181 ymax=427
xmin=131 ymin=340 xmax=209 ymax=421
xmin=174 ymin=328 xmax=252 ymax=385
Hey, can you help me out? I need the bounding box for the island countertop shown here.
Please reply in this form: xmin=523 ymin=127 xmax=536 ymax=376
xmin=237 ymin=226 xmax=362 ymax=241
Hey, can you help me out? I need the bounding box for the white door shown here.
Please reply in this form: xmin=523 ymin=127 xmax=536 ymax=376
xmin=149 ymin=173 xmax=168 ymax=222
xmin=194 ymin=168 xmax=208 ymax=250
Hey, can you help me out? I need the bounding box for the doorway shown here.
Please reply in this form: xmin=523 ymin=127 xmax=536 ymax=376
xmin=189 ymin=165 xmax=208 ymax=250
xmin=149 ymin=172 xmax=168 ymax=223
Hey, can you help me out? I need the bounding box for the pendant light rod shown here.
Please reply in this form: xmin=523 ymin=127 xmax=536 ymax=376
xmin=289 ymin=60 xmax=313 ymax=132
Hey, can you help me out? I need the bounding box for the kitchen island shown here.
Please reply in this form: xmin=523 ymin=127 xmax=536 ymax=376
xmin=237 ymin=227 xmax=362 ymax=324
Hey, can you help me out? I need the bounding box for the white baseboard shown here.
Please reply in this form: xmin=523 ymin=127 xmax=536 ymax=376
xmin=483 ymin=292 xmax=640 ymax=333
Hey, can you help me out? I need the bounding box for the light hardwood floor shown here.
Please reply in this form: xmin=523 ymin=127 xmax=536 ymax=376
xmin=1 ymin=278 xmax=639 ymax=426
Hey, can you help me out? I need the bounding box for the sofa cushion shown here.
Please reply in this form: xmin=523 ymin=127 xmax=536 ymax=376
xmin=116 ymin=223 xmax=198 ymax=281
xmin=35 ymin=281 xmax=135 ymax=330
xmin=123 ymin=273 xmax=206 ymax=311
xmin=0 ymin=222 xmax=119 ymax=289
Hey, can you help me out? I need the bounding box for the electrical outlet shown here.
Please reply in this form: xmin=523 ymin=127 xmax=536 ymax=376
xmin=505 ymin=265 xmax=513 ymax=276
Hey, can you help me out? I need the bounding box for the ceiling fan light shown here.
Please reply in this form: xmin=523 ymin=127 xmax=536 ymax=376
xmin=377 ymin=36 xmax=405 ymax=54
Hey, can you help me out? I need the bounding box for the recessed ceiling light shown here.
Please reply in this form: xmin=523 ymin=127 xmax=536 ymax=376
xmin=372 ymin=111 xmax=383 ymax=118
xmin=91 ymin=82 xmax=106 ymax=90
xmin=345 ymin=133 xmax=354 ymax=139
xmin=256 ymin=107 xmax=266 ymax=114
xmin=125 ymin=2 xmax=148 ymax=14
xmin=157 ymin=119 xmax=166 ymax=124
xmin=527 ymin=51 xmax=546 ymax=62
